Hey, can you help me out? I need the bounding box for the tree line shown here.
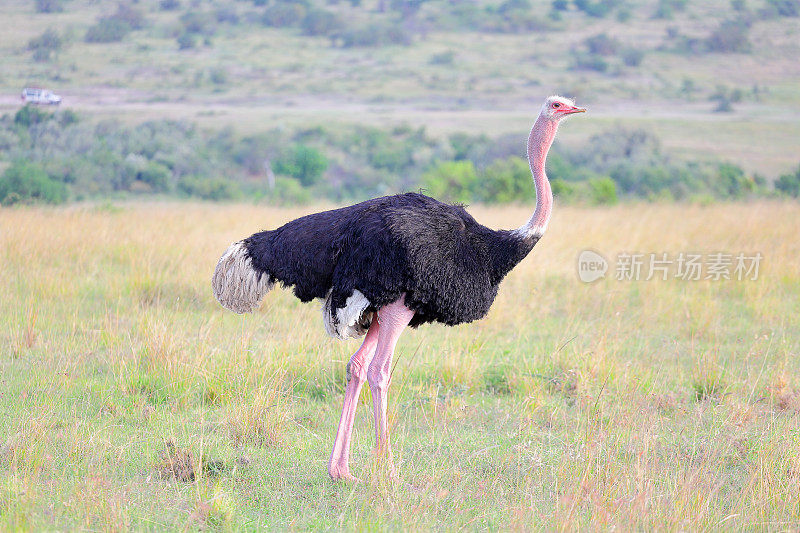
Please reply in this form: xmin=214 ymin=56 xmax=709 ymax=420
xmin=1 ymin=106 xmax=798 ymax=206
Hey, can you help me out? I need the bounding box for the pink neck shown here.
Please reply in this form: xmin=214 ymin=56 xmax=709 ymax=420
xmin=516 ymin=115 xmax=557 ymax=239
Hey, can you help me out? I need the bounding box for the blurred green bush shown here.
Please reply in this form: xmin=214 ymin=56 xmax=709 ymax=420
xmin=0 ymin=107 xmax=789 ymax=205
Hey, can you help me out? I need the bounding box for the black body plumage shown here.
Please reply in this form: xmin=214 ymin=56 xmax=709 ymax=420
xmin=241 ymin=192 xmax=539 ymax=330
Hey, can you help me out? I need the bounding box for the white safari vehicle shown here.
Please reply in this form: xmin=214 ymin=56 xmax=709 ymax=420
xmin=21 ymin=87 xmax=62 ymax=105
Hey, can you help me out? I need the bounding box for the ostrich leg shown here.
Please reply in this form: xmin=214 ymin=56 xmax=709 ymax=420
xmin=328 ymin=320 xmax=381 ymax=481
xmin=366 ymin=295 xmax=415 ymax=478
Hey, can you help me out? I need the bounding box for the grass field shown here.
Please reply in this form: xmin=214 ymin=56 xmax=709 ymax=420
xmin=2 ymin=200 xmax=800 ymax=529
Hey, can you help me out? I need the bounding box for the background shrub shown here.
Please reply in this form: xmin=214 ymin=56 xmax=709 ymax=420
xmin=177 ymin=32 xmax=197 ymax=50
xmin=85 ymin=17 xmax=131 ymax=43
xmin=775 ymin=165 xmax=800 ymax=197
xmin=28 ymin=28 xmax=63 ymax=62
xmin=272 ymin=145 xmax=328 ymax=186
xmin=584 ymin=33 xmax=619 ymax=55
xmin=136 ymin=162 xmax=171 ymax=192
xmin=262 ymin=4 xmax=306 ymax=27
xmin=588 ymin=176 xmax=618 ymax=204
xmin=0 ymin=161 xmax=67 ymax=205
xmin=301 ymin=9 xmax=342 ymax=36
xmin=177 ymin=176 xmax=240 ymax=200
xmin=765 ymin=0 xmax=800 ymax=17
xmin=620 ymin=47 xmax=645 ymax=66
xmin=705 ymin=19 xmax=751 ymax=53
xmin=269 ymin=177 xmax=312 ymax=205
xmin=159 ymin=0 xmax=180 ymax=11
xmin=429 ymin=50 xmax=455 ymax=65
xmin=422 ymin=161 xmax=478 ymax=202
xmin=13 ymin=106 xmax=52 ymax=127
xmin=479 ymin=157 xmax=534 ymax=203
xmin=571 ymin=51 xmax=608 ymax=72
xmin=180 ymin=11 xmax=217 ymax=36
xmin=421 ymin=160 xmax=478 ymax=203
xmin=112 ymin=3 xmax=147 ymax=30
xmin=339 ymin=23 xmax=411 ymax=47
xmin=653 ymin=0 xmax=688 ymax=18
xmin=0 ymin=107 xmax=784 ymax=205
xmin=215 ymin=6 xmax=240 ymax=24
xmin=574 ymin=0 xmax=619 ymax=18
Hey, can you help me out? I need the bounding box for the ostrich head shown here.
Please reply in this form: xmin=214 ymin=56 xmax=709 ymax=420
xmin=540 ymin=95 xmax=586 ymax=121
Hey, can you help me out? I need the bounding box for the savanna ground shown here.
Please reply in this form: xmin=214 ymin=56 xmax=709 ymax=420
xmin=1 ymin=200 xmax=799 ymax=530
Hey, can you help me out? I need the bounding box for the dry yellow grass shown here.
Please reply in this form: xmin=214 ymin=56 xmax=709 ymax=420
xmin=1 ymin=200 xmax=799 ymax=530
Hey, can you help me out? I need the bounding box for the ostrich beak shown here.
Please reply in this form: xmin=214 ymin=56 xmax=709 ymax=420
xmin=569 ymin=107 xmax=587 ymax=114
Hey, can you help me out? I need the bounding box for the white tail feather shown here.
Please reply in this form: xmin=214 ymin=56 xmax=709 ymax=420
xmin=212 ymin=241 xmax=272 ymax=314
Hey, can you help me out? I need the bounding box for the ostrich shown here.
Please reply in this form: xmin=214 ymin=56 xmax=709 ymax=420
xmin=212 ymin=95 xmax=586 ymax=481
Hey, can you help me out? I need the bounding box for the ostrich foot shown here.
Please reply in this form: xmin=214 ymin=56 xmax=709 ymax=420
xmin=328 ymin=463 xmax=361 ymax=482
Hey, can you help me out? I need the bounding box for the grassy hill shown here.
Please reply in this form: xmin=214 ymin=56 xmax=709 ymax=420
xmin=0 ymin=0 xmax=799 ymax=201
xmin=2 ymin=1 xmax=800 ymax=169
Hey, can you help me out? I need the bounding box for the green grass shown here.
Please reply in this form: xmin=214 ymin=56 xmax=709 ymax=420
xmin=1 ymin=201 xmax=799 ymax=529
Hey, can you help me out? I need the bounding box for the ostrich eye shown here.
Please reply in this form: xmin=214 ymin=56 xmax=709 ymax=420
xmin=552 ymin=102 xmax=561 ymax=108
